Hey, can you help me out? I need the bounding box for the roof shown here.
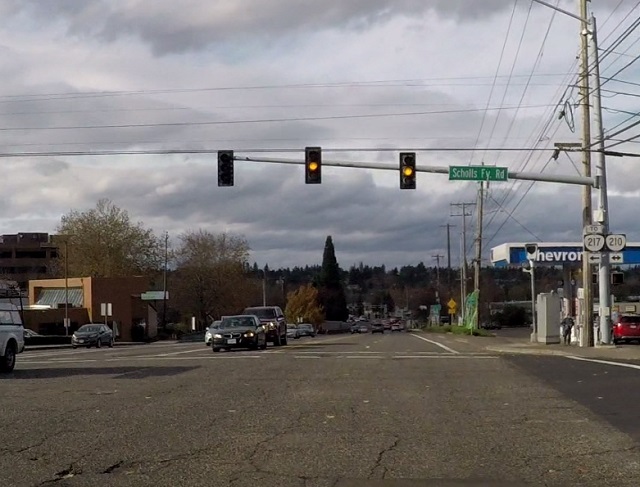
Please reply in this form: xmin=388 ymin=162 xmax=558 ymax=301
xmin=35 ymin=288 xmax=83 ymax=308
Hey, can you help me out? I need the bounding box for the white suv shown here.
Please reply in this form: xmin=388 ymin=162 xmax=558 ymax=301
xmin=0 ymin=303 xmax=25 ymax=373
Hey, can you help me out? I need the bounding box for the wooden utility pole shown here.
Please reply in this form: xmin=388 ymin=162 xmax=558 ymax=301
xmin=451 ymin=202 xmax=475 ymax=324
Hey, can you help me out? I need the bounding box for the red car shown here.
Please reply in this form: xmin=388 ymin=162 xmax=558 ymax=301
xmin=613 ymin=314 xmax=640 ymax=344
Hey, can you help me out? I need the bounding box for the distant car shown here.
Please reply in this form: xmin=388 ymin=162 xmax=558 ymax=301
xmin=371 ymin=323 xmax=385 ymax=334
xmin=242 ymin=306 xmax=288 ymax=346
xmin=297 ymin=323 xmax=316 ymax=337
xmin=613 ymin=314 xmax=640 ymax=344
xmin=72 ymin=324 xmax=113 ymax=349
xmin=287 ymin=324 xmax=301 ymax=340
xmin=205 ymin=321 xmax=221 ymax=346
xmin=212 ymin=315 xmax=267 ymax=352
xmin=390 ymin=323 xmax=401 ymax=332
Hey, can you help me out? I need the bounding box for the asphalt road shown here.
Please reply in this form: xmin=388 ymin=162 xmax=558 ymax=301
xmin=2 ymin=332 xmax=640 ymax=487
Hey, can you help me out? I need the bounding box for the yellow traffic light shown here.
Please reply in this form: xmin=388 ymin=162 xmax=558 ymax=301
xmin=399 ymin=152 xmax=416 ymax=189
xmin=305 ymin=147 xmax=322 ymax=184
xmin=309 ymin=161 xmax=319 ymax=172
xmin=403 ymin=166 xmax=414 ymax=177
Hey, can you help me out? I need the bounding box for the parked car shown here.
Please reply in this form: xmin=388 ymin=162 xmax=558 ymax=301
xmin=287 ymin=324 xmax=301 ymax=340
xmin=613 ymin=314 xmax=640 ymax=344
xmin=0 ymin=303 xmax=25 ymax=372
xmin=371 ymin=322 xmax=385 ymax=334
xmin=72 ymin=324 xmax=114 ymax=349
xmin=296 ymin=323 xmax=316 ymax=337
xmin=211 ymin=315 xmax=267 ymax=352
xmin=205 ymin=321 xmax=221 ymax=346
xmin=242 ymin=306 xmax=288 ymax=346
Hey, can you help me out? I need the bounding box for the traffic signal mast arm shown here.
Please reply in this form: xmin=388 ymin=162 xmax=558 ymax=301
xmin=235 ymin=155 xmax=596 ymax=187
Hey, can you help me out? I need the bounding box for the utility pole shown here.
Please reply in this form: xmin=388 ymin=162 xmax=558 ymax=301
xmin=262 ymin=266 xmax=268 ymax=306
xmin=64 ymin=239 xmax=69 ymax=336
xmin=432 ymin=254 xmax=444 ymax=302
xmin=579 ymin=0 xmax=594 ymax=347
xmin=533 ymin=0 xmax=596 ymax=347
xmin=473 ymin=178 xmax=486 ymax=329
xmin=162 ymin=231 xmax=169 ymax=330
xmin=440 ymin=223 xmax=455 ymax=288
xmin=589 ymin=14 xmax=612 ymax=345
xmin=451 ymin=202 xmax=475 ymax=324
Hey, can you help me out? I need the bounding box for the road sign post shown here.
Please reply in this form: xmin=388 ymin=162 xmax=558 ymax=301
xmin=449 ymin=166 xmax=508 ymax=182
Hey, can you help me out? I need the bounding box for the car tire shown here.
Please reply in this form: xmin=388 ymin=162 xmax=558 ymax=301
xmin=260 ymin=339 xmax=267 ymax=350
xmin=72 ymin=346 xmax=77 ymax=349
xmin=0 ymin=341 xmax=16 ymax=373
xmin=109 ymin=339 xmax=114 ymax=348
xmin=212 ymin=347 xmax=221 ymax=353
xmin=273 ymin=334 xmax=281 ymax=346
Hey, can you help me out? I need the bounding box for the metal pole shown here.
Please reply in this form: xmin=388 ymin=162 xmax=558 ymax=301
xmin=530 ymin=266 xmax=537 ymax=341
xmin=64 ymin=239 xmax=69 ymax=336
xmin=441 ymin=223 xmax=455 ymax=289
xmin=473 ymin=179 xmax=485 ymax=329
xmin=162 ymin=232 xmax=168 ymax=329
xmin=579 ymin=0 xmax=594 ymax=348
xmin=589 ymin=15 xmax=611 ymax=345
xmin=262 ymin=267 xmax=267 ymax=306
xmin=460 ymin=230 xmax=465 ymax=325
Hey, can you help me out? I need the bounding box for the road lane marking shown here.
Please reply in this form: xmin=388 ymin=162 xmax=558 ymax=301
xmin=410 ymin=334 xmax=461 ymax=354
xmin=20 ymin=359 xmax=98 ymax=364
xmin=154 ymin=348 xmax=212 ymax=357
xmin=293 ymin=355 xmax=322 ymax=359
xmin=566 ymin=355 xmax=640 ymax=370
xmin=392 ymin=355 xmax=498 ymax=359
xmin=107 ymin=355 xmax=264 ymax=361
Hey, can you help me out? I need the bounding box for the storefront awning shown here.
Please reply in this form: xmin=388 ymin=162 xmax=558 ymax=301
xmin=35 ymin=288 xmax=83 ymax=308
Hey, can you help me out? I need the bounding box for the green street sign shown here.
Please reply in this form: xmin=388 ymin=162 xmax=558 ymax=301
xmin=449 ymin=165 xmax=509 ymax=182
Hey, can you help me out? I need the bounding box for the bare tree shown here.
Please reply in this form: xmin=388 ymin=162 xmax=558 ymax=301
xmin=54 ymin=199 xmax=163 ymax=278
xmin=172 ymin=230 xmax=254 ymax=328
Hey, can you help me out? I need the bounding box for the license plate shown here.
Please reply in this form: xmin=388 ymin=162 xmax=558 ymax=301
xmin=630 ymin=325 xmax=637 ymax=329
xmin=227 ymin=338 xmax=237 ymax=344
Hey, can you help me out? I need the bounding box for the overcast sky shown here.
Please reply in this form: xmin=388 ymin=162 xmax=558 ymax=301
xmin=1 ymin=0 xmax=639 ymax=269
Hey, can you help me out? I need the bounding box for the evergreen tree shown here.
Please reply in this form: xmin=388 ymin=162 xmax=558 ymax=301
xmin=317 ymin=236 xmax=349 ymax=320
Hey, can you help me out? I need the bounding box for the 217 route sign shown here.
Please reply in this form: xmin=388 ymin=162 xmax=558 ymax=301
xmin=583 ymin=234 xmax=605 ymax=252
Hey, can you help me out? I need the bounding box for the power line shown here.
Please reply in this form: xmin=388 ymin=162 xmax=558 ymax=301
xmin=468 ymin=0 xmax=519 ymax=165
xmin=0 ymin=104 xmax=556 ymax=132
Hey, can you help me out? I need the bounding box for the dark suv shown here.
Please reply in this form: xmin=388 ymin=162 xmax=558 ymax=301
xmin=242 ymin=306 xmax=288 ymax=346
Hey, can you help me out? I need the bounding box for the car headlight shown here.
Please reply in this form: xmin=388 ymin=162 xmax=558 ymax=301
xmin=213 ymin=333 xmax=223 ymax=339
xmin=245 ymin=332 xmax=255 ymax=337
xmin=267 ymin=322 xmax=276 ymax=329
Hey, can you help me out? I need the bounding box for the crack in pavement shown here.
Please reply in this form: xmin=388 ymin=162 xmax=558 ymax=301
xmin=38 ymin=464 xmax=83 ymax=485
xmin=367 ymin=436 xmax=400 ymax=480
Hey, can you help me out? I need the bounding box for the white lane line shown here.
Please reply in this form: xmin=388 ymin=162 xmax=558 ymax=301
xmin=566 ymin=355 xmax=640 ymax=370
xmin=410 ymin=334 xmax=461 ymax=354
xmin=393 ymin=355 xmax=498 ymax=359
xmin=154 ymin=348 xmax=211 ymax=357
xmin=293 ymin=355 xmax=322 ymax=359
xmin=107 ymin=355 xmax=263 ymax=361
xmin=20 ymin=359 xmax=98 ymax=364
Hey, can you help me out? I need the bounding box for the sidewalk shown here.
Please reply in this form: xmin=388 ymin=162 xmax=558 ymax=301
xmin=484 ymin=332 xmax=640 ymax=361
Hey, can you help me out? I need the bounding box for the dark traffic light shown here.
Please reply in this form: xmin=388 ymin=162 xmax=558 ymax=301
xmin=399 ymin=152 xmax=416 ymax=189
xmin=611 ymin=271 xmax=624 ymax=285
xmin=305 ymin=147 xmax=322 ymax=184
xmin=218 ymin=150 xmax=234 ymax=187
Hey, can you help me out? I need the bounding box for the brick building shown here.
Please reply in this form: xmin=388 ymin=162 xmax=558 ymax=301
xmin=27 ymin=276 xmax=158 ymax=341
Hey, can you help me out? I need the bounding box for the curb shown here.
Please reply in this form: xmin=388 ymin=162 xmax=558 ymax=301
xmin=485 ymin=346 xmax=571 ymax=357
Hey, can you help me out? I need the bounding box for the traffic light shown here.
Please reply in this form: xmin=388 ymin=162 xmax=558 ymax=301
xmin=399 ymin=152 xmax=416 ymax=189
xmin=305 ymin=147 xmax=322 ymax=184
xmin=611 ymin=271 xmax=624 ymax=285
xmin=218 ymin=150 xmax=234 ymax=187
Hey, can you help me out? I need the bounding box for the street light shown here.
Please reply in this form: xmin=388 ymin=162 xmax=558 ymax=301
xmin=532 ymin=0 xmax=612 ymax=345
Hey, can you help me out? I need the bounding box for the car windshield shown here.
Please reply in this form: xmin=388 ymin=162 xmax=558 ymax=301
xmin=78 ymin=325 xmax=101 ymax=333
xmin=287 ymin=324 xmax=297 ymax=329
xmin=245 ymin=308 xmax=276 ymax=319
xmin=299 ymin=324 xmax=312 ymax=330
xmin=221 ymin=317 xmax=256 ymax=328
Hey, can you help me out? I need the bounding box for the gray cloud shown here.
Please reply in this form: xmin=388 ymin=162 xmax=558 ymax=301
xmin=5 ymin=0 xmax=626 ymax=56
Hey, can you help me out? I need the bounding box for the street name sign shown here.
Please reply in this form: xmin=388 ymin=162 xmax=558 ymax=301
xmin=449 ymin=166 xmax=508 ymax=182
